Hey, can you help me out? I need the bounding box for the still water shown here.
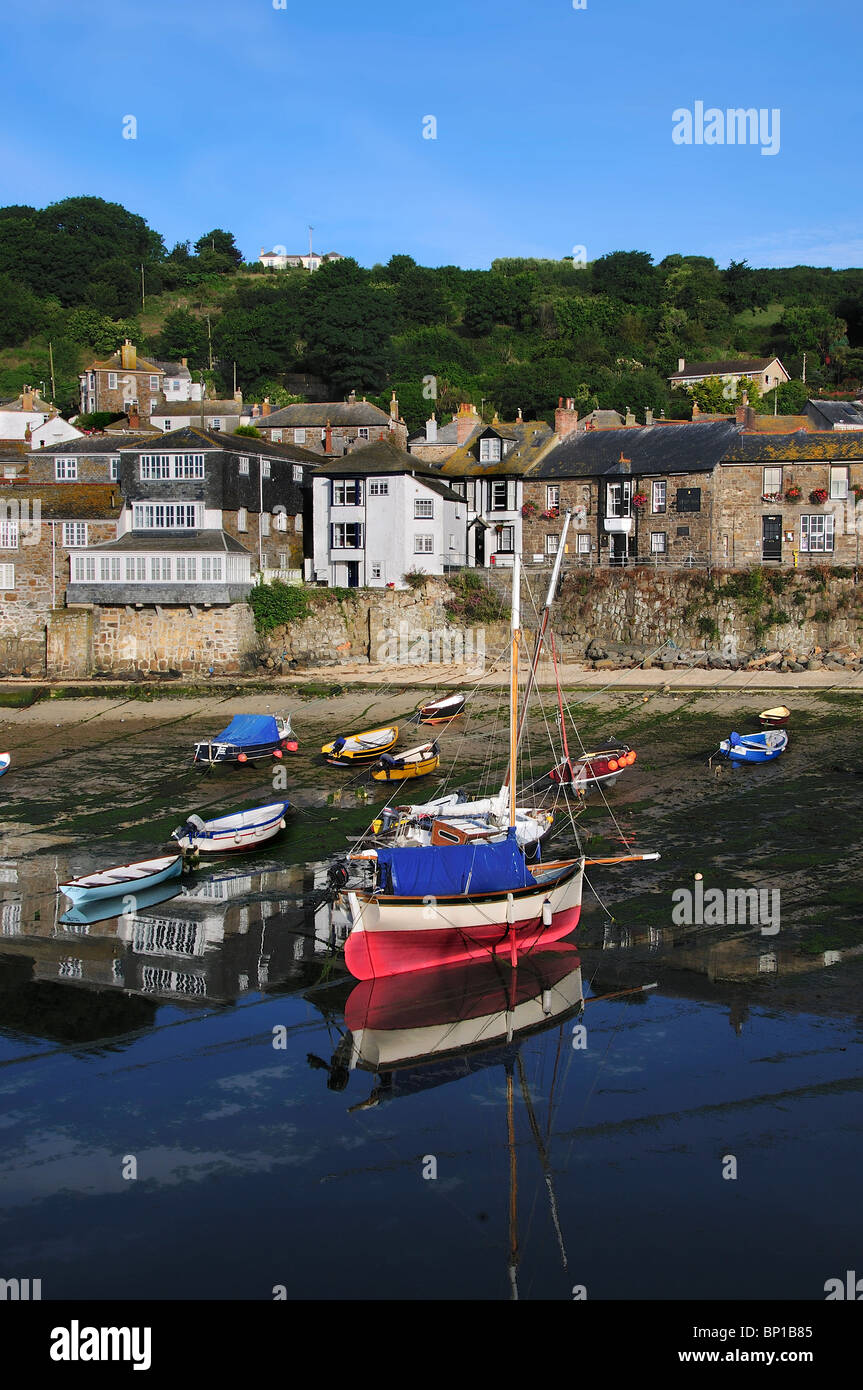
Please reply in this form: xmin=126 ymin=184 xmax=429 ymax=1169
xmin=1 ymin=690 xmax=862 ymax=1300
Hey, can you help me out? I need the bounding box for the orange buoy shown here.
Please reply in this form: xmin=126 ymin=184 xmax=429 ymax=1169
xmin=273 ymin=749 xmax=283 ymax=759
xmin=630 ymin=750 xmax=637 ymax=762
xmin=237 ymin=753 xmax=247 ymax=763
xmin=608 ymin=759 xmax=619 ymax=772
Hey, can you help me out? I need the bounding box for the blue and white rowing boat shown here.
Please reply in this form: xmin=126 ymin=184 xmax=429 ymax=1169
xmin=59 ymin=854 xmax=183 ymax=905
xmin=719 ymin=729 xmax=789 ymax=763
xmin=171 ymin=800 xmax=291 ymax=854
xmin=0 ymin=753 xmax=10 ymax=776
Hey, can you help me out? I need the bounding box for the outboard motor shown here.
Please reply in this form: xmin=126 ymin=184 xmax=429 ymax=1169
xmin=380 ymin=806 xmax=398 ymax=832
xmin=328 ymin=859 xmax=350 ymax=891
xmin=331 ymin=736 xmax=346 ymax=754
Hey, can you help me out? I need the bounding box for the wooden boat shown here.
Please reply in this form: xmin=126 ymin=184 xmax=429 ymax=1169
xmin=322 ymin=725 xmax=398 ymax=766
xmin=0 ymin=753 xmax=9 ymax=776
xmin=194 ymin=713 xmax=296 ymax=766
xmin=171 ymin=800 xmax=290 ymax=853
xmin=59 ymin=854 xmax=183 ymax=905
xmin=338 ymin=533 xmax=659 ymax=981
xmin=371 ymin=742 xmax=439 ymax=782
xmin=59 ymin=878 xmax=183 ymax=926
xmin=374 ymin=792 xmax=554 ymax=850
xmin=550 ymin=745 xmax=637 ymax=788
xmin=758 ymin=706 xmax=790 ymax=727
xmin=417 ymin=693 xmax=466 ymax=725
xmin=719 ymin=729 xmax=788 ymax=763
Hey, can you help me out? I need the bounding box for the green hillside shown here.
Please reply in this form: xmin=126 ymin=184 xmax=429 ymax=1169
xmin=2 ymin=197 xmax=862 ymax=429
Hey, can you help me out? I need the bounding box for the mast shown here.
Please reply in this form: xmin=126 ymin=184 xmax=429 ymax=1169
xmin=504 ymin=510 xmax=572 ymax=794
xmin=506 ymin=552 xmax=521 ymax=828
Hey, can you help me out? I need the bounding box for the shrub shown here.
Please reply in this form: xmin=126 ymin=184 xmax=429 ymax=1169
xmin=402 ymin=568 xmax=430 ymax=590
xmin=247 ymin=580 xmax=309 ymax=632
xmin=444 ymin=570 xmax=509 ymax=624
xmin=697 ymin=615 xmax=719 ymax=641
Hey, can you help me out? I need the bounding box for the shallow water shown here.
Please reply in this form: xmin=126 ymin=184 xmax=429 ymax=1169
xmin=1 ymin=687 xmax=862 ymax=1300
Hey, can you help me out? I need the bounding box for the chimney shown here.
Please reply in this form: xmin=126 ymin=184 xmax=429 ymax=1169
xmin=234 ymin=389 xmax=243 ymax=405
xmin=426 ymin=412 xmax=438 ymax=443
xmin=325 ymin=419 xmax=333 ymax=453
xmin=554 ymin=397 xmax=579 ymax=438
xmin=24 ymin=422 xmax=32 ymax=441
xmin=348 ymin=389 xmax=357 ymax=405
xmin=260 ymin=247 xmax=266 ymax=258
xmin=181 ymin=357 xmax=188 ymax=369
xmin=736 ymin=399 xmax=756 ymax=429
xmin=390 ymin=390 xmax=399 ymax=421
xmin=456 ymin=402 xmax=479 ymax=446
xmin=516 ymin=407 xmax=523 ymax=422
xmin=618 ymin=452 xmax=631 ymax=473
xmin=678 ymin=357 xmax=685 ymax=373
xmin=691 ymin=401 xmax=701 ymax=419
xmin=261 ymin=397 xmax=271 ymax=417
xmin=128 ymin=407 xmax=140 ymax=429
xmin=645 ymin=407 xmax=654 ymax=427
xmin=22 ymin=386 xmax=34 ymax=412
xmin=120 ymin=340 xmax=137 ymax=370
xmin=624 ymin=408 xmax=636 ymax=427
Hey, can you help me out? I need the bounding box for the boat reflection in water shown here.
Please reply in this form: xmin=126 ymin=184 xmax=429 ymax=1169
xmin=343 ymin=944 xmax=584 ymax=1103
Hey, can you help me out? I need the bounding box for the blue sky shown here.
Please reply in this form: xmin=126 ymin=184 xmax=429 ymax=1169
xmin=1 ymin=0 xmax=860 ymax=270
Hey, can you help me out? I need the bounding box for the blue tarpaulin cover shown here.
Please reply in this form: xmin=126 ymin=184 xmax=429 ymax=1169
xmin=214 ymin=714 xmax=280 ymax=746
xmin=376 ymin=830 xmax=537 ymax=898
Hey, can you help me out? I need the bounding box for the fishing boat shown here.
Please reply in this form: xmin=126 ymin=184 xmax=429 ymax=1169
xmin=171 ymin=800 xmax=290 ymax=854
xmin=337 ymin=532 xmax=659 ymax=981
xmin=59 ymin=854 xmax=183 ymax=905
xmin=370 ymin=742 xmax=439 ymax=782
xmin=417 ymin=693 xmax=466 ymax=725
xmin=322 ymin=726 xmax=398 ymax=766
xmin=194 ymin=713 xmax=296 ymax=766
xmin=0 ymin=753 xmax=9 ymax=776
xmin=718 ymin=729 xmax=789 ymax=763
xmin=758 ymin=705 xmax=790 ymax=727
xmin=550 ymin=744 xmax=637 ymax=789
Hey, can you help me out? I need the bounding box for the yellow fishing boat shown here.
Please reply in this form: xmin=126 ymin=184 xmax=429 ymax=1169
xmin=370 ymin=742 xmax=440 ymax=782
xmin=322 ymin=725 xmax=399 ymax=766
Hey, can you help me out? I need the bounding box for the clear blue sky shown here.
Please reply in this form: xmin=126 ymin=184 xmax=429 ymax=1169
xmin=1 ymin=0 xmax=860 ymax=270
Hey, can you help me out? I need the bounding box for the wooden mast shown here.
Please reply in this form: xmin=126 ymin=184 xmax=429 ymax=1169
xmin=507 ymin=552 xmax=521 ymax=829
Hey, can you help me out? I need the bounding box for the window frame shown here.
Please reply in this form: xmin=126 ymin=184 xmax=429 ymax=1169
xmin=332 ymin=478 xmax=362 ymax=506
xmin=545 ymin=533 xmax=559 ymax=555
xmin=650 ymin=531 xmax=668 ymax=555
xmin=414 ymin=497 xmax=434 ymax=519
xmin=479 ymin=437 xmax=502 ymax=463
xmin=652 ymin=479 xmax=667 ymax=514
xmin=830 ymin=466 xmax=849 ymax=500
xmin=414 ymin=534 xmax=435 ymax=554
xmin=54 ymin=458 xmax=78 ymax=481
xmin=800 ymin=513 xmax=835 ymax=553
xmin=330 ymin=522 xmax=364 ymax=549
xmin=546 ymin=485 xmax=560 ymax=511
xmin=62 ymin=522 xmax=88 ymax=548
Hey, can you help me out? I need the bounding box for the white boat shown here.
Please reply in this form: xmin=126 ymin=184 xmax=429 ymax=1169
xmin=0 ymin=753 xmax=9 ymax=777
xmin=60 ymin=854 xmax=183 ymax=905
xmin=380 ymin=792 xmax=554 ymax=850
xmin=171 ymin=800 xmax=291 ymax=854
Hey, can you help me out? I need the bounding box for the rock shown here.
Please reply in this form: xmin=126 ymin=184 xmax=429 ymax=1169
xmin=807 ymin=659 xmax=824 ymax=671
xmin=592 ymin=659 xmax=618 ymax=670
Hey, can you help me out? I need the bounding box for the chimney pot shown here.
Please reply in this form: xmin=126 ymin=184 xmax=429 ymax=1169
xmin=554 ymin=398 xmax=580 ymax=439
xmin=678 ymin=357 xmax=685 ymax=373
xmin=645 ymin=407 xmax=654 ymax=426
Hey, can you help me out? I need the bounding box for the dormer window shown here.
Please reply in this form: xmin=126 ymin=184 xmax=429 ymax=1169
xmin=479 ymin=437 xmax=501 ymax=463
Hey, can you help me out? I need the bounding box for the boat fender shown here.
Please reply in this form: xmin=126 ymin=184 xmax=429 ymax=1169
xmin=234 ymin=832 xmax=242 ymax=844
xmin=542 ymin=900 xmax=552 ymax=926
xmin=279 ymin=819 xmax=286 ymax=830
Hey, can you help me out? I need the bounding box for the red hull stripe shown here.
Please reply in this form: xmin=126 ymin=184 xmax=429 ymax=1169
xmin=344 ymin=905 xmax=581 ymax=980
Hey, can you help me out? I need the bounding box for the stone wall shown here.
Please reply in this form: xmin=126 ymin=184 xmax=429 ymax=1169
xmin=90 ymin=603 xmax=257 ymax=676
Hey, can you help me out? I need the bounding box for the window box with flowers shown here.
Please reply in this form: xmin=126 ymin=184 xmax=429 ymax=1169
xmin=784 ymin=485 xmax=802 ymax=502
xmin=521 ymin=501 xmax=539 ymax=518
xmin=632 ymin=493 xmax=648 ymax=509
xmin=852 ymin=484 xmax=863 ymax=503
xmin=761 ymin=492 xmax=783 ymax=503
xmin=809 ymin=488 xmax=829 ymax=505
xmin=540 ymin=507 xmax=559 ymax=520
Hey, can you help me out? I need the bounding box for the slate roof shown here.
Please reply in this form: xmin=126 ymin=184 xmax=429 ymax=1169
xmin=254 ymin=401 xmax=392 ymax=428
xmin=0 ymin=485 xmax=122 ymax=521
xmin=670 ymin=357 xmax=783 ymax=381
xmin=720 ymin=432 xmax=863 ymax=464
xmin=0 ymin=393 xmax=55 ymax=413
xmin=440 ymin=420 xmax=555 ymax=478
xmin=536 ymin=421 xmax=742 ymax=479
xmin=89 ymin=349 xmax=163 ymax=373
xmin=408 ymin=419 xmax=463 ymax=447
xmin=89 ymin=529 xmax=251 ymax=554
xmin=115 ymin=426 xmax=320 ymax=467
xmin=150 ymin=400 xmax=242 ymax=416
xmin=34 ymin=435 xmax=152 ymax=456
xmin=313 ymin=437 xmax=463 ymax=500
xmin=805 ymin=399 xmax=863 ymax=429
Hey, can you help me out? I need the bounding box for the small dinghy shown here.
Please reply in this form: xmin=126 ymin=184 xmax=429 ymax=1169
xmin=194 ymin=713 xmax=296 ymax=766
xmin=0 ymin=753 xmax=9 ymax=776
xmin=417 ymin=693 xmax=466 ymax=725
xmin=171 ymin=799 xmax=290 ymax=854
xmin=371 ymin=743 xmax=440 ymax=782
xmin=322 ymin=726 xmax=398 ymax=766
xmin=59 ymin=854 xmax=183 ymax=905
xmin=719 ymin=729 xmax=788 ymax=763
xmin=550 ymin=744 xmax=636 ymax=789
xmin=60 ymin=878 xmax=184 ymax=926
xmin=758 ymin=706 xmax=790 ymax=727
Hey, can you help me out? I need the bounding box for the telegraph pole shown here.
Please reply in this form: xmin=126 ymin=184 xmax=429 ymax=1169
xmin=206 ymin=315 xmax=213 ymax=370
xmin=48 ymin=342 xmax=56 ymax=402
xmin=140 ymin=264 xmax=145 ymax=310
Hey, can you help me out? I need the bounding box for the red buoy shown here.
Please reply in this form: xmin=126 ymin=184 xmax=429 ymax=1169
xmin=286 ymin=740 xmax=298 ymax=752
xmin=237 ymin=753 xmax=247 ymax=763
xmin=273 ymin=749 xmax=283 ymax=759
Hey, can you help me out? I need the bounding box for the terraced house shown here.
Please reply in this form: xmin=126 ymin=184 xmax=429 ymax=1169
xmin=248 ymin=391 xmax=408 ymax=453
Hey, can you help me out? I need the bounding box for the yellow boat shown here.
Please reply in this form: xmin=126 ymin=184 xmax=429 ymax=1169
xmin=322 ymin=725 xmax=399 ymax=766
xmin=370 ymin=742 xmax=440 ymax=782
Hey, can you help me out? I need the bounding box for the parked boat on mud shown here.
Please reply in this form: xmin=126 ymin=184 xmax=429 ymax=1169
xmin=171 ymin=800 xmax=290 ymax=854
xmin=194 ymin=714 xmax=297 ymax=766
xmin=59 ymin=854 xmax=183 ymax=905
xmin=370 ymin=743 xmax=440 ymax=782
xmin=322 ymin=726 xmax=398 ymax=766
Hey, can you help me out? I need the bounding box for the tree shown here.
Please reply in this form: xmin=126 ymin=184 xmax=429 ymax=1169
xmin=722 ymin=258 xmax=769 ymax=313
xmin=780 ymin=306 xmax=847 ymax=359
xmin=194 ymin=229 xmax=243 ymax=275
xmin=0 ymin=274 xmax=45 ymax=347
xmin=396 ymin=267 xmax=446 ymax=327
xmin=232 ymin=425 xmax=262 ymax=438
xmin=301 ymin=258 xmax=392 ymax=394
xmin=763 ymin=379 xmax=810 ymax=414
xmin=149 ymin=310 xmax=209 ymax=368
xmin=591 ymin=251 xmax=659 ymax=307
xmin=65 ymin=307 xmax=140 ymax=353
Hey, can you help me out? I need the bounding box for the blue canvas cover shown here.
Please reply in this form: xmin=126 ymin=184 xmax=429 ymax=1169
xmin=214 ymin=714 xmax=280 ymax=747
xmin=375 ymin=830 xmax=537 ymax=898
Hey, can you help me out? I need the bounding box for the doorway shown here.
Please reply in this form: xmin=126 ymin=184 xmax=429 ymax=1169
xmin=762 ymin=515 xmax=782 ymax=562
xmin=346 ymin=561 xmax=360 ymax=588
